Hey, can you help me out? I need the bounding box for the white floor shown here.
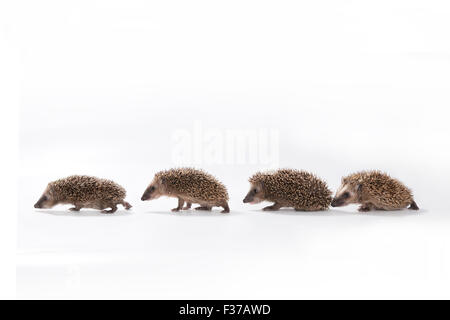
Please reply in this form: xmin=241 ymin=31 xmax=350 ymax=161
xmin=18 ymin=181 xmax=450 ymax=299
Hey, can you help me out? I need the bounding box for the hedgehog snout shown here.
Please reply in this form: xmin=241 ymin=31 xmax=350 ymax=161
xmin=34 ymin=194 xmax=48 ymax=209
xmin=331 ymin=198 xmax=343 ymax=207
xmin=141 ymin=193 xmax=152 ymax=201
xmin=243 ymin=193 xmax=253 ymax=203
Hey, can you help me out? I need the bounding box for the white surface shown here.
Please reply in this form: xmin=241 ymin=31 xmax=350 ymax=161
xmin=9 ymin=0 xmax=450 ymax=298
xmin=0 ymin=4 xmax=19 ymax=298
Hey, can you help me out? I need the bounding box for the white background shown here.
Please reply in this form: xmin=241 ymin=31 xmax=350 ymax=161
xmin=2 ymin=0 xmax=450 ymax=298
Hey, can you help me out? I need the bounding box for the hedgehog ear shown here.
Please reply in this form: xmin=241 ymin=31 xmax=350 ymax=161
xmin=259 ymin=181 xmax=265 ymax=190
xmin=356 ymin=183 xmax=363 ymax=194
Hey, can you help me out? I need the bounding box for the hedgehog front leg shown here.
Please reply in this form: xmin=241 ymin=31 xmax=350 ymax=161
xmin=358 ymin=203 xmax=373 ymax=212
xmin=182 ymin=202 xmax=192 ymax=210
xmin=172 ymin=197 xmax=184 ymax=212
xmin=102 ymin=205 xmax=118 ymax=214
xmin=263 ymin=203 xmax=282 ymax=211
xmin=69 ymin=205 xmax=82 ymax=212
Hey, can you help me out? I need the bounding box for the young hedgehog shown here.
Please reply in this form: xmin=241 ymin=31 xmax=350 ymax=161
xmin=34 ymin=175 xmax=132 ymax=213
xmin=331 ymin=171 xmax=419 ymax=212
xmin=243 ymin=169 xmax=332 ymax=211
xmin=141 ymin=168 xmax=230 ymax=213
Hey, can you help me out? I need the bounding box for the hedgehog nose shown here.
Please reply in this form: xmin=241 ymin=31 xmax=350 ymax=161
xmin=331 ymin=199 xmax=337 ymax=207
xmin=34 ymin=203 xmax=40 ymax=208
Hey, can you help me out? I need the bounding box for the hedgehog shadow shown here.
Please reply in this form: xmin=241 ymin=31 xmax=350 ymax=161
xmin=37 ymin=209 xmax=134 ymax=217
xmin=256 ymin=208 xmax=424 ymax=217
xmin=343 ymin=208 xmax=426 ymax=217
xmin=145 ymin=210 xmax=243 ymax=217
xmin=251 ymin=208 xmax=344 ymax=216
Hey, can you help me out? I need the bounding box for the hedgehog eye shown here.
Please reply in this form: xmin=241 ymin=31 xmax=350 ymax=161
xmin=342 ymin=192 xmax=350 ymax=199
xmin=151 ymin=186 xmax=156 ymax=191
xmin=253 ymin=188 xmax=257 ymax=193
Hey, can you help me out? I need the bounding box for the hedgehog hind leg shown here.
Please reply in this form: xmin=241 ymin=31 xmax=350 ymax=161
xmin=408 ymin=201 xmax=419 ymax=210
xmin=121 ymin=201 xmax=132 ymax=210
xmin=69 ymin=205 xmax=82 ymax=212
xmin=195 ymin=205 xmax=212 ymax=211
xmin=220 ymin=202 xmax=230 ymax=214
xmin=296 ymin=205 xmax=326 ymax=211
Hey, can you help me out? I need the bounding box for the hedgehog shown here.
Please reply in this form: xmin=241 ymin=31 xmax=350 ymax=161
xmin=331 ymin=170 xmax=419 ymax=212
xmin=141 ymin=168 xmax=230 ymax=213
xmin=34 ymin=175 xmax=132 ymax=213
xmin=243 ymin=169 xmax=332 ymax=211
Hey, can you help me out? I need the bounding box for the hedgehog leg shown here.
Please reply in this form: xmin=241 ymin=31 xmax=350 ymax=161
xmin=122 ymin=201 xmax=132 ymax=210
xmin=263 ymin=203 xmax=282 ymax=211
xmin=358 ymin=203 xmax=373 ymax=212
xmin=69 ymin=205 xmax=82 ymax=212
xmin=101 ymin=205 xmax=117 ymax=214
xmin=221 ymin=202 xmax=230 ymax=214
xmin=182 ymin=202 xmax=192 ymax=210
xmin=172 ymin=197 xmax=184 ymax=212
xmin=298 ymin=205 xmax=328 ymax=211
xmin=408 ymin=201 xmax=419 ymax=210
xmin=195 ymin=206 xmax=212 ymax=211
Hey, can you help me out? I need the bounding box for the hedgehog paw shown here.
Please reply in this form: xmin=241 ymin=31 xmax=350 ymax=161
xmin=408 ymin=201 xmax=419 ymax=210
xmin=69 ymin=207 xmax=81 ymax=212
xmin=263 ymin=204 xmax=281 ymax=211
xmin=182 ymin=202 xmax=192 ymax=210
xmin=101 ymin=208 xmax=117 ymax=214
xmin=195 ymin=206 xmax=212 ymax=211
xmin=358 ymin=204 xmax=372 ymax=212
xmin=221 ymin=203 xmax=230 ymax=213
xmin=122 ymin=201 xmax=132 ymax=210
xmin=171 ymin=208 xmax=181 ymax=212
